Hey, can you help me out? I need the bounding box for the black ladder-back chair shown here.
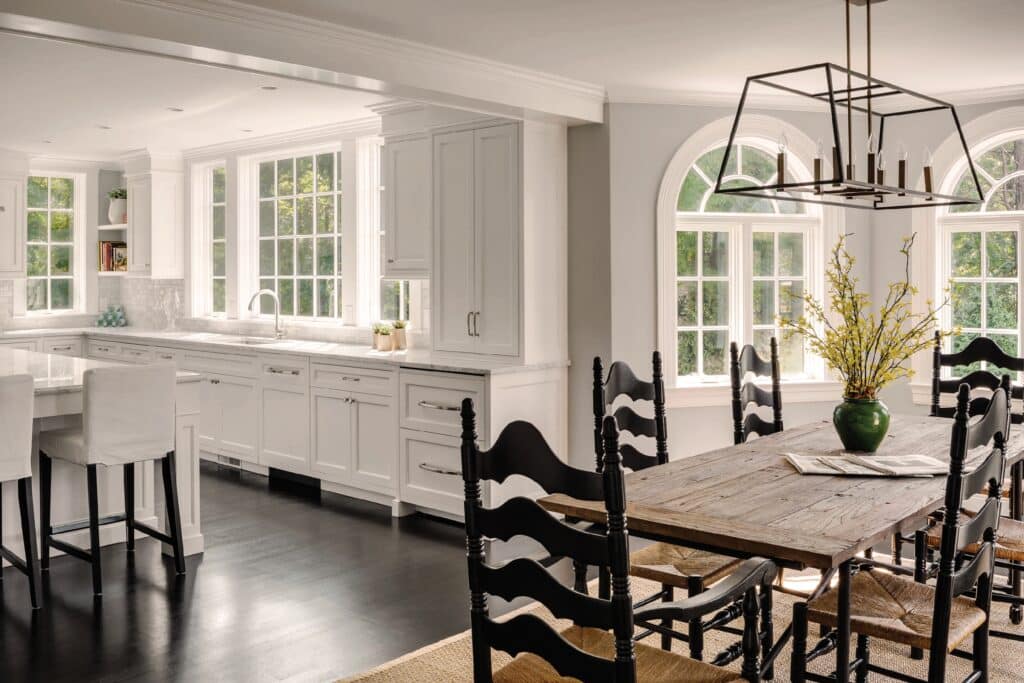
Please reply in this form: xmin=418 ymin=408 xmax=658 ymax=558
xmin=927 ymin=331 xmax=1024 ymax=624
xmin=791 ymin=381 xmax=1006 ymax=683
xmin=587 ymin=353 xmax=755 ymax=667
xmin=730 ymin=339 xmax=783 ymax=444
xmin=462 ymin=401 xmax=778 ymax=682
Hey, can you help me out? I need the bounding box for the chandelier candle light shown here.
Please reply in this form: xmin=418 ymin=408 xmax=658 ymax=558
xmin=715 ymin=0 xmax=982 ymax=210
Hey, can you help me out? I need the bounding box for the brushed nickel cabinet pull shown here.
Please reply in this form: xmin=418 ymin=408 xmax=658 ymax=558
xmin=466 ymin=311 xmax=472 ymax=336
xmin=418 ymin=462 xmax=460 ymax=477
xmin=341 ymin=376 xmax=361 ymax=382
xmin=417 ymin=400 xmax=460 ymax=412
xmin=268 ymin=367 xmax=300 ymax=376
xmin=473 ymin=311 xmax=480 ymax=337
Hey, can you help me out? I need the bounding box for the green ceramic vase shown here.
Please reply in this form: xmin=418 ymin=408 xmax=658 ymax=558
xmin=833 ymin=398 xmax=891 ymax=453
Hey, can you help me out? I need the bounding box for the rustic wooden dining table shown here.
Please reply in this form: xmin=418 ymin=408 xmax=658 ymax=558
xmin=540 ymin=414 xmax=1024 ymax=683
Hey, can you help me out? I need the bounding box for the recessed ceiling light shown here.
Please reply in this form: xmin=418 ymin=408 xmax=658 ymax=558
xmin=259 ymin=85 xmax=278 ymax=91
xmin=241 ymin=129 xmax=254 ymax=133
xmin=98 ymin=124 xmax=112 ymax=130
xmin=167 ymin=106 xmax=185 ymax=112
xmin=43 ymin=140 xmax=52 ymax=144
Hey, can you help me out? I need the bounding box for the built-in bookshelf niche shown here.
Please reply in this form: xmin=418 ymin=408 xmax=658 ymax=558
xmin=98 ymin=234 xmax=127 ymax=274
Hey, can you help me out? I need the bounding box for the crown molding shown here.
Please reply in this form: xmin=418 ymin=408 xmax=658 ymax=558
xmin=182 ymin=116 xmax=381 ymax=160
xmin=366 ymin=99 xmax=428 ymax=117
xmin=607 ymin=82 xmax=1024 ymax=110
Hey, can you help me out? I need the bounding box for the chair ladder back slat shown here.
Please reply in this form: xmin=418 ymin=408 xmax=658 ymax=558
xmin=961 ymin=447 xmax=1005 ymax=503
xmin=476 ymin=498 xmax=610 ymax=567
xmin=956 ymin=498 xmax=1001 ymax=554
xmin=619 ymin=443 xmax=659 ymax=473
xmin=484 ymin=614 xmax=616 ymax=682
xmin=477 ymin=420 xmax=604 ymax=501
xmin=611 ymin=405 xmax=657 ymax=439
xmin=479 ymin=558 xmax=614 ymax=631
xmin=941 ymin=336 xmax=1024 ymax=371
xmin=739 ymin=382 xmax=774 ymax=410
xmin=742 ymin=413 xmax=776 ymax=441
xmin=604 ymin=361 xmax=655 ymax=404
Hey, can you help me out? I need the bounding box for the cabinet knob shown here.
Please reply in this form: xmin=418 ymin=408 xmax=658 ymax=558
xmin=387 ymin=258 xmax=395 ymax=263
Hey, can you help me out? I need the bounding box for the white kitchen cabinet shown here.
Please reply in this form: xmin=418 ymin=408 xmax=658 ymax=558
xmin=41 ymin=337 xmax=83 ymax=357
xmin=311 ymin=387 xmax=353 ymax=482
xmin=0 ymin=176 xmax=25 ymax=277
xmin=201 ymin=373 xmax=259 ymax=463
xmin=382 ymin=136 xmax=431 ymax=277
xmin=124 ymin=153 xmax=185 ymax=278
xmin=432 ymin=123 xmax=520 ymax=356
xmin=348 ymin=391 xmax=397 ymax=494
xmin=0 ymin=339 xmax=38 ymax=352
xmin=312 ymin=387 xmax=397 ymax=495
xmin=399 ymin=428 xmax=464 ymax=517
xmin=258 ymin=357 xmax=310 ymax=473
xmin=433 ymin=129 xmax=477 ymax=353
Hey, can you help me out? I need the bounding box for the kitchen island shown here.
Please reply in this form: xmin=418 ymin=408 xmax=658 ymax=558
xmin=0 ymin=348 xmax=203 ymax=565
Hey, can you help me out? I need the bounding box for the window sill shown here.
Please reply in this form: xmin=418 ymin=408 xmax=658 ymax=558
xmin=666 ymin=379 xmax=845 ymax=408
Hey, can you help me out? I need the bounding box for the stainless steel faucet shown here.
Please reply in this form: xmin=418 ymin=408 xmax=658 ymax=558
xmin=247 ymin=289 xmax=284 ymax=339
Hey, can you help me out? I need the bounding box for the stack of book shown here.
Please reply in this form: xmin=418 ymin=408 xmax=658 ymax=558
xmin=98 ymin=241 xmax=127 ymax=272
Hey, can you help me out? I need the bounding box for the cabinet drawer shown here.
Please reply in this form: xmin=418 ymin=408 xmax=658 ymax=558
xmin=150 ymin=347 xmax=180 ymax=364
xmin=87 ymin=340 xmax=122 ymax=360
xmin=399 ymin=429 xmax=464 ymax=516
xmin=179 ymin=348 xmax=258 ymax=378
xmin=121 ymin=343 xmax=154 ymax=364
xmin=400 ymin=370 xmax=485 ymax=438
xmin=311 ymin=362 xmax=393 ymax=395
xmin=260 ymin=356 xmax=309 ymax=389
xmin=42 ymin=337 xmax=82 ymax=357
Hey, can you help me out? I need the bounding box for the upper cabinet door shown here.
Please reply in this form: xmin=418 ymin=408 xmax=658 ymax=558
xmin=126 ymin=175 xmax=151 ymax=274
xmin=473 ymin=124 xmax=520 ymax=356
xmin=383 ymin=137 xmax=431 ymax=278
xmin=0 ymin=177 xmax=25 ymax=277
xmin=432 ymin=130 xmax=477 ymax=353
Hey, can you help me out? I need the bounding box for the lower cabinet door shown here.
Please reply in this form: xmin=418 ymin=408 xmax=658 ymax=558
xmin=399 ymin=428 xmax=464 ymax=517
xmin=349 ymin=391 xmax=397 ymax=495
xmin=311 ymin=387 xmax=353 ymax=484
xmin=260 ymin=385 xmax=310 ymax=472
xmin=218 ymin=374 xmax=259 ymax=463
xmin=197 ymin=377 xmax=221 ymax=454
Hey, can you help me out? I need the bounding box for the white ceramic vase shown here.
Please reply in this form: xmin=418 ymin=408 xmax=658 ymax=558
xmin=107 ymin=197 xmax=127 ymax=225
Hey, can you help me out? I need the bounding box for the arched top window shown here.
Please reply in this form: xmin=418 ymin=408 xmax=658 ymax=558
xmin=678 ymin=143 xmax=807 ymax=215
xmin=670 ymin=141 xmax=819 ymax=382
xmin=948 ymin=137 xmax=1024 ymax=213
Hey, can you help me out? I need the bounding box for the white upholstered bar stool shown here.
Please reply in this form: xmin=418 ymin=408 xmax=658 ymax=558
xmin=0 ymin=374 xmax=41 ymax=608
xmin=38 ymin=364 xmax=184 ymax=596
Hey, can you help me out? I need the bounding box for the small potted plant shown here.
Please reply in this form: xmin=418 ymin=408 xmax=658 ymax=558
xmin=375 ymin=324 xmax=393 ymax=352
xmin=392 ymin=320 xmax=408 ymax=350
xmin=107 ymin=188 xmax=127 ymax=224
xmin=780 ymin=233 xmax=951 ymax=452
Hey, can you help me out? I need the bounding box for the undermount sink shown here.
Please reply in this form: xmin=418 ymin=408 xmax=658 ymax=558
xmin=237 ymin=337 xmax=279 ymax=345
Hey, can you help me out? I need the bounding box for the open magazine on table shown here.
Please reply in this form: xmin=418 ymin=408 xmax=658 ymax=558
xmin=784 ymin=451 xmax=949 ymax=477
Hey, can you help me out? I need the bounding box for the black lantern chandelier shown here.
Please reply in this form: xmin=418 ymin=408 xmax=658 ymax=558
xmin=715 ymin=0 xmax=982 ymax=210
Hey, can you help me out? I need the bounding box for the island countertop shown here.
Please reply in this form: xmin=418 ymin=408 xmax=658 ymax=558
xmin=0 ymin=346 xmax=201 ymax=394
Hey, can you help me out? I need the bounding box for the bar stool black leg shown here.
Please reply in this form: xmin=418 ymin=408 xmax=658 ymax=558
xmin=123 ymin=463 xmax=135 ymax=552
xmin=161 ymin=452 xmax=186 ymax=575
xmin=17 ymin=477 xmax=41 ymax=609
xmin=39 ymin=452 xmax=51 ymax=571
xmin=86 ymin=464 xmax=102 ymax=595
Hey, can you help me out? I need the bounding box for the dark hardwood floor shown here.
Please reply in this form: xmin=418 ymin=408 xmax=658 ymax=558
xmin=0 ymin=462 xmax=471 ymax=682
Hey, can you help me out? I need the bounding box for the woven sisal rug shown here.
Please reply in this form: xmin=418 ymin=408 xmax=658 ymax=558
xmin=340 ymin=575 xmax=1024 ymax=682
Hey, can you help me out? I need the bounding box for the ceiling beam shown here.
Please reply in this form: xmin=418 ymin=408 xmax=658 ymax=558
xmin=0 ymin=0 xmax=605 ymax=125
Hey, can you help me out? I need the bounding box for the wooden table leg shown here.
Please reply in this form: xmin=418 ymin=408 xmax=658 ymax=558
xmin=836 ymin=560 xmax=852 ymax=683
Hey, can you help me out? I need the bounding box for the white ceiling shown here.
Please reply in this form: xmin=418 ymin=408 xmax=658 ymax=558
xmin=236 ymin=0 xmax=1024 ymax=101
xmin=0 ymin=33 xmax=384 ymax=160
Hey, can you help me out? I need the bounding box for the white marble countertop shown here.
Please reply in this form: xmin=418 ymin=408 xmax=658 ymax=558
xmin=0 ymin=328 xmax=568 ymax=375
xmin=0 ymin=347 xmax=201 ymax=394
